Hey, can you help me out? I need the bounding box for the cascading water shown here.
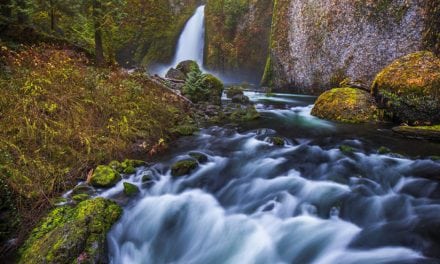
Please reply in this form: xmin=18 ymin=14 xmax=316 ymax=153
xmin=99 ymin=93 xmax=440 ymax=264
xmin=155 ymin=5 xmax=205 ymax=76
xmin=172 ymin=5 xmax=205 ymax=66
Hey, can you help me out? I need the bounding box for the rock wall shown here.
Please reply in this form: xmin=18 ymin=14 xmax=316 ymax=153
xmin=264 ymin=0 xmax=435 ymax=94
xmin=205 ymin=0 xmax=273 ymax=83
xmin=116 ymin=0 xmax=203 ymax=67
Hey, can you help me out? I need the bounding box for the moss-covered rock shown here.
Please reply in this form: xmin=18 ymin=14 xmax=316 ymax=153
xmin=123 ymin=182 xmax=140 ymax=197
xmin=229 ymin=105 xmax=260 ymax=122
xmin=89 ymin=165 xmax=121 ymax=188
xmin=377 ymin=146 xmax=392 ymax=154
xmin=19 ymin=198 xmax=122 ymax=264
xmin=203 ymin=74 xmax=224 ymax=105
xmin=189 ymin=152 xmax=208 ymax=163
xmin=269 ymin=136 xmax=285 ymax=146
xmin=176 ymin=60 xmax=200 ymax=76
xmin=171 ymin=159 xmax=199 ymax=177
xmin=372 ymin=51 xmax=440 ymax=124
xmin=226 ymin=86 xmax=244 ymax=98
xmin=311 ymin=88 xmax=378 ymax=123
xmin=165 ymin=68 xmax=186 ymax=81
xmin=339 ymin=145 xmax=354 ymax=154
xmin=171 ymin=124 xmax=199 ymax=136
xmin=72 ymin=193 xmax=90 ymax=203
xmin=109 ymin=159 xmax=147 ymax=175
xmin=392 ymin=125 xmax=440 ymax=141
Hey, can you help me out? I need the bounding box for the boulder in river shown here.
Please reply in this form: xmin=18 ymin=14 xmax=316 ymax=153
xmin=19 ymin=198 xmax=122 ymax=264
xmin=171 ymin=159 xmax=199 ymax=177
xmin=123 ymin=182 xmax=140 ymax=196
xmin=89 ymin=165 xmax=121 ymax=188
xmin=226 ymin=86 xmax=244 ymax=98
xmin=372 ymin=51 xmax=440 ymax=124
xmin=311 ymin=87 xmax=378 ymax=123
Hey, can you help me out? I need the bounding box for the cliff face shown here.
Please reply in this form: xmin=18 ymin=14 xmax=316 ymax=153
xmin=205 ymin=0 xmax=273 ymax=83
xmin=264 ymin=0 xmax=435 ymax=94
xmin=116 ymin=0 xmax=202 ymax=67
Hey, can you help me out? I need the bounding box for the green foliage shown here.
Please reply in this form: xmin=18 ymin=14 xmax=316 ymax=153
xmin=182 ymin=66 xmax=224 ymax=105
xmin=19 ymin=198 xmax=122 ymax=264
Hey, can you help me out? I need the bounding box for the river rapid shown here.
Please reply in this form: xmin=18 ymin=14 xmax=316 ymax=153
xmin=102 ymin=93 xmax=440 ymax=264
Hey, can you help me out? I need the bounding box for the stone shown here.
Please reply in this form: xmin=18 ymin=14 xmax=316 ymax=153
xmin=165 ymin=68 xmax=186 ymax=81
xmin=226 ymin=86 xmax=244 ymax=98
xmin=123 ymin=182 xmax=139 ymax=196
xmin=311 ymin=88 xmax=378 ymax=123
xmin=19 ymin=198 xmax=122 ymax=264
xmin=392 ymin=125 xmax=440 ymax=141
xmin=372 ymin=51 xmax=440 ymax=124
xmin=89 ymin=165 xmax=121 ymax=188
xmin=176 ymin=60 xmax=200 ymax=76
xmin=231 ymin=94 xmax=250 ymax=104
xmin=189 ymin=152 xmax=208 ymax=163
xmin=171 ymin=159 xmax=199 ymax=177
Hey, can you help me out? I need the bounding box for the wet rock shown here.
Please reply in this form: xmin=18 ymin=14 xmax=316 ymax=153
xmin=72 ymin=193 xmax=90 ymax=203
xmin=392 ymin=125 xmax=440 ymax=141
xmin=19 ymin=198 xmax=122 ymax=264
xmin=231 ymin=94 xmax=250 ymax=104
xmin=109 ymin=159 xmax=147 ymax=174
xmin=189 ymin=152 xmax=208 ymax=163
xmin=171 ymin=159 xmax=199 ymax=177
xmin=339 ymin=145 xmax=354 ymax=154
xmin=226 ymin=86 xmax=244 ymax=98
xmin=311 ymin=87 xmax=378 ymax=123
xmin=377 ymin=146 xmax=391 ymax=154
xmin=268 ymin=136 xmax=285 ymax=146
xmin=229 ymin=105 xmax=260 ymax=122
xmin=171 ymin=124 xmax=199 ymax=136
xmin=165 ymin=68 xmax=186 ymax=81
xmin=89 ymin=165 xmax=121 ymax=188
xmin=71 ymin=185 xmax=95 ymax=196
xmin=123 ymin=182 xmax=139 ymax=196
xmin=372 ymin=51 xmax=440 ymax=124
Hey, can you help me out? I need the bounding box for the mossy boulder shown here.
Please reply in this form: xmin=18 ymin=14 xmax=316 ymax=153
xmin=123 ymin=182 xmax=140 ymax=196
xmin=392 ymin=125 xmax=440 ymax=141
xmin=311 ymin=88 xmax=378 ymax=123
xmin=109 ymin=159 xmax=147 ymax=175
xmin=165 ymin=68 xmax=186 ymax=81
xmin=171 ymin=159 xmax=199 ymax=177
xmin=226 ymin=86 xmax=244 ymax=98
xmin=19 ymin=198 xmax=122 ymax=264
xmin=229 ymin=105 xmax=260 ymax=122
xmin=202 ymin=74 xmax=224 ymax=105
xmin=372 ymin=51 xmax=440 ymax=124
xmin=176 ymin=60 xmax=200 ymax=76
xmin=189 ymin=152 xmax=208 ymax=163
xmin=339 ymin=145 xmax=354 ymax=154
xmin=269 ymin=137 xmax=285 ymax=146
xmin=89 ymin=165 xmax=121 ymax=188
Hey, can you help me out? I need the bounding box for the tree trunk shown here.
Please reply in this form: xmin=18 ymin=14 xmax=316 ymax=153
xmin=50 ymin=0 xmax=55 ymax=31
xmin=93 ymin=0 xmax=105 ymax=66
xmin=16 ymin=0 xmax=28 ymax=24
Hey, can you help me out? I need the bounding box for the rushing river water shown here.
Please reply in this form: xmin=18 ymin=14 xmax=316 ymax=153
xmin=103 ymin=93 xmax=440 ymax=264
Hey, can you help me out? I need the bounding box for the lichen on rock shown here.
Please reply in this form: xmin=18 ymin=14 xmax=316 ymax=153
xmin=372 ymin=51 xmax=440 ymax=124
xmin=19 ymin=198 xmax=122 ymax=264
xmin=311 ymin=87 xmax=378 ymax=123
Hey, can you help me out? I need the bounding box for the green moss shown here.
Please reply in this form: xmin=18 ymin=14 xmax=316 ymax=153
xmin=230 ymin=105 xmax=260 ymax=122
xmin=226 ymin=86 xmax=244 ymax=99
xmin=89 ymin=165 xmax=121 ymax=188
xmin=123 ymin=182 xmax=139 ymax=197
xmin=109 ymin=159 xmax=147 ymax=174
xmin=270 ymin=136 xmax=285 ymax=146
xmin=72 ymin=193 xmax=90 ymax=203
xmin=312 ymin=88 xmax=378 ymax=123
xmin=171 ymin=159 xmax=199 ymax=177
xmin=377 ymin=146 xmax=391 ymax=154
xmin=372 ymin=51 xmax=440 ymax=124
xmin=172 ymin=124 xmax=199 ymax=136
xmin=392 ymin=125 xmax=440 ymax=141
xmin=19 ymin=198 xmax=122 ymax=264
xmin=339 ymin=145 xmax=354 ymax=154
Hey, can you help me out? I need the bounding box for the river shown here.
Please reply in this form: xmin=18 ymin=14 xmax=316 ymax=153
xmin=98 ymin=92 xmax=440 ymax=264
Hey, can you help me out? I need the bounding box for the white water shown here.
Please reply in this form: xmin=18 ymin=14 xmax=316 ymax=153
xmin=155 ymin=5 xmax=206 ymax=76
xmin=93 ymin=93 xmax=440 ymax=264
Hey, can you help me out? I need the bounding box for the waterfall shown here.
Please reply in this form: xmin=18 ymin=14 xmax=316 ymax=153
xmin=172 ymin=5 xmax=205 ymax=66
xmin=155 ymin=5 xmax=206 ymax=76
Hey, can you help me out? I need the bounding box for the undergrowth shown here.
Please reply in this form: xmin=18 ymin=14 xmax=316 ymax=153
xmin=0 ymin=43 xmax=192 ymax=254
